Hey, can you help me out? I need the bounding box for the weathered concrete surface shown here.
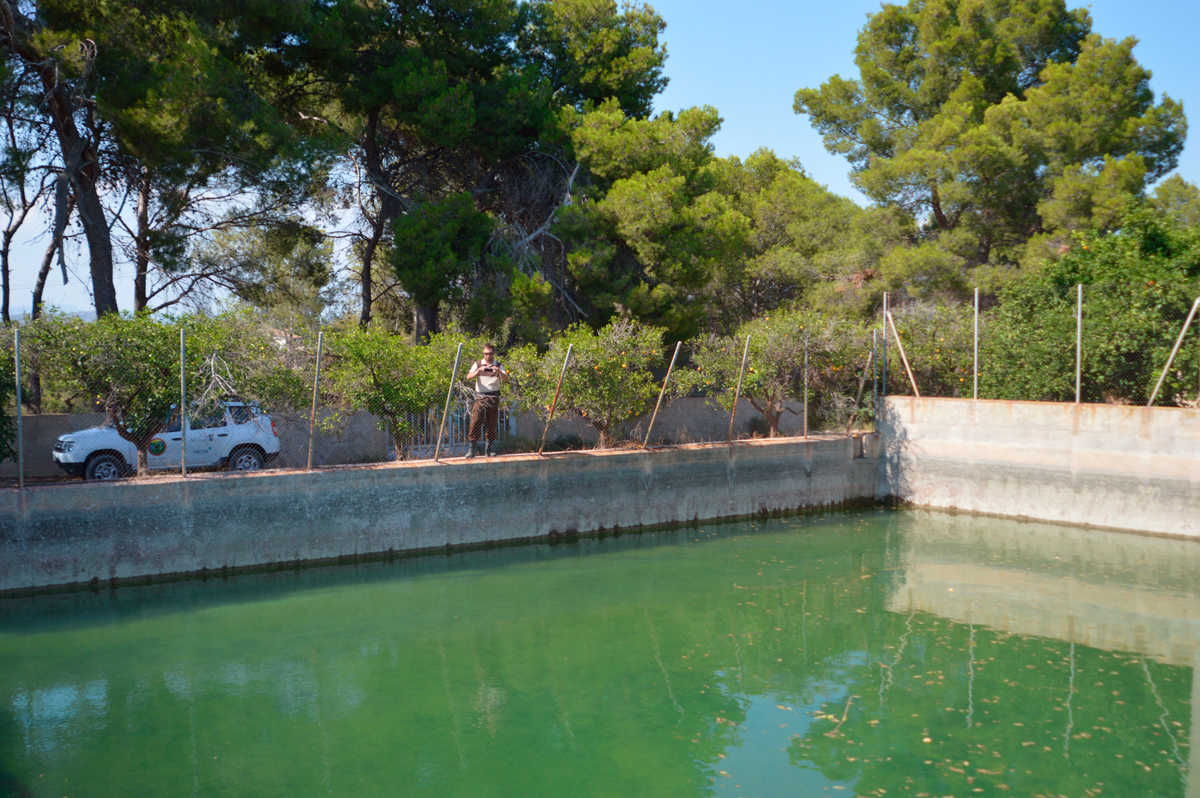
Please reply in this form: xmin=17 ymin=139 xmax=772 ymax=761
xmin=878 ymin=397 xmax=1200 ymax=537
xmin=887 ymin=509 xmax=1200 ymax=665
xmin=7 ymin=399 xmax=818 ymax=480
xmin=0 ymin=413 xmax=106 ymax=480
xmin=0 ymin=435 xmax=879 ymax=593
xmin=511 ymin=397 xmax=813 ymax=446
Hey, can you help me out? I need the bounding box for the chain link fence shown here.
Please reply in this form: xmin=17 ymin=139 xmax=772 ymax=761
xmin=5 ymin=282 xmax=1198 ymax=487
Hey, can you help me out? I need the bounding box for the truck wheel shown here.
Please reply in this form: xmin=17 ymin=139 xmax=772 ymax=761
xmin=84 ymin=453 xmax=127 ymax=481
xmin=227 ymin=446 xmax=264 ymax=472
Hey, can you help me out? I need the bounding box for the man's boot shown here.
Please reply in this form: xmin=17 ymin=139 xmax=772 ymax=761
xmin=465 ymin=441 xmax=479 ymax=458
xmin=485 ymin=440 xmax=496 ymax=457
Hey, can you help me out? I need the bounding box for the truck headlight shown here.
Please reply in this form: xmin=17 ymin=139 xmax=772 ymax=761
xmin=54 ymin=439 xmax=75 ymax=453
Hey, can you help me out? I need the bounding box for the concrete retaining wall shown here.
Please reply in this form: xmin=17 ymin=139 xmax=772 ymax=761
xmin=878 ymin=397 xmax=1200 ymax=537
xmin=0 ymin=435 xmax=879 ymax=594
xmin=5 ymin=398 xmax=811 ymax=481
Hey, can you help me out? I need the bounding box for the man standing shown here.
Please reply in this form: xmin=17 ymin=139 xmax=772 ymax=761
xmin=464 ymin=344 xmax=508 ymax=458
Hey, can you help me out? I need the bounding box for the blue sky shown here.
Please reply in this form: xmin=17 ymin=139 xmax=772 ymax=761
xmin=648 ymin=0 xmax=1200 ymax=203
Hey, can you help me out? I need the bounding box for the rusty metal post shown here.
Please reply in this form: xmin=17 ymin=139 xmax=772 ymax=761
xmin=727 ymin=335 xmax=750 ymax=444
xmin=1148 ymin=296 xmax=1200 ymax=406
xmin=886 ymin=311 xmax=920 ymax=398
xmin=307 ymin=330 xmax=324 ymax=471
xmin=538 ymin=343 xmax=573 ymax=455
xmin=434 ymin=343 xmax=464 ymax=461
xmin=642 ymin=341 xmax=681 ymax=449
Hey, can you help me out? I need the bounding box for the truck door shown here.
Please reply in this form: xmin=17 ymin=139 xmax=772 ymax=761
xmin=149 ymin=411 xmax=184 ymax=468
xmin=185 ymin=407 xmax=224 ymax=466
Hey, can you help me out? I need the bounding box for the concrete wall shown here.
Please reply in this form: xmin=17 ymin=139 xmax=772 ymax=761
xmin=511 ymin=397 xmax=811 ymax=447
xmin=9 ymin=399 xmax=815 ymax=481
xmin=1 ymin=413 xmax=106 ymax=480
xmin=2 ymin=411 xmax=395 ymax=480
xmin=0 ymin=435 xmax=879 ymax=593
xmin=878 ymin=397 xmax=1200 ymax=537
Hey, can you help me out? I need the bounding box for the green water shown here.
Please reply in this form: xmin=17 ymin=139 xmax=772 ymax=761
xmin=2 ymin=509 xmax=1198 ymax=797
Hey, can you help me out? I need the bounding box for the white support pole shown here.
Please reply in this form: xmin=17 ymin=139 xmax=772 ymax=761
xmin=886 ymin=311 xmax=921 ymax=398
xmin=434 ymin=343 xmax=464 ymax=461
xmin=307 ymin=330 xmax=324 ymax=471
xmin=871 ymin=328 xmax=878 ymax=428
xmin=802 ymin=332 xmax=809 ymax=439
xmin=727 ymin=335 xmax=750 ymax=444
xmin=1075 ymin=283 xmax=1083 ymax=404
xmin=1148 ymin=297 xmax=1200 ymax=406
xmin=14 ymin=328 xmax=23 ymax=490
xmin=642 ymin=341 xmax=681 ymax=449
xmin=881 ymin=292 xmax=889 ymax=396
xmin=538 ymin=343 xmax=573 ymax=455
xmin=973 ymin=287 xmax=979 ymax=400
xmin=180 ymin=327 xmax=187 ymax=477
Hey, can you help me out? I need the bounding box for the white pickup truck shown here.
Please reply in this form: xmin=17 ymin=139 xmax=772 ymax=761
xmin=52 ymin=401 xmax=282 ymax=480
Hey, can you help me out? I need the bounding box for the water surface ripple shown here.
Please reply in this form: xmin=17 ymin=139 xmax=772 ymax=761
xmin=2 ymin=508 xmax=1197 ymax=797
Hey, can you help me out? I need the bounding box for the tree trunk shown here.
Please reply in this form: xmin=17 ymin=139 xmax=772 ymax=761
xmin=358 ymin=107 xmax=406 ymax=327
xmin=930 ymin=184 xmax=951 ymax=231
xmin=0 ymin=228 xmax=12 ymax=325
xmin=28 ymin=39 xmax=117 ymax=315
xmin=1 ymin=5 xmax=114 ymax=314
xmin=359 ymin=219 xmax=383 ymax=327
xmin=137 ymin=447 xmax=148 ymax=477
xmin=766 ymin=408 xmax=781 ymax=438
xmin=134 ymin=168 xmax=150 ymax=311
xmin=70 ymin=154 xmax=118 ymax=316
xmin=413 ymin=302 xmax=439 ymax=343
xmin=33 ymin=179 xmax=73 ymax=320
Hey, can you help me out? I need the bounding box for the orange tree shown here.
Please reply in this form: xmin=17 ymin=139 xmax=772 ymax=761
xmin=28 ymin=313 xmax=236 ymax=475
xmin=323 ymin=326 xmax=485 ymax=457
xmin=980 ymin=208 xmax=1200 ymax=404
xmin=0 ymin=334 xmax=14 ymax=462
xmin=508 ymin=318 xmax=665 ymax=448
xmin=884 ymin=301 xmax=974 ymax=398
xmin=684 ymin=308 xmax=870 ymax=436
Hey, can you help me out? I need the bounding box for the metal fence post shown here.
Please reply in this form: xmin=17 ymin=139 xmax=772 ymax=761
xmin=881 ymin=292 xmax=889 ymax=397
xmin=538 ymin=343 xmax=573 ymax=455
xmin=846 ymin=344 xmax=875 ymax=436
xmin=434 ymin=343 xmax=464 ymax=461
xmin=886 ymin=311 xmax=921 ymax=398
xmin=642 ymin=341 xmax=681 ymax=449
xmin=973 ymin=287 xmax=979 ymax=400
xmin=307 ymin=330 xmax=324 ymax=471
xmin=1148 ymin=296 xmax=1200 ymax=406
xmin=727 ymin=335 xmax=750 ymax=444
xmin=1075 ymin=283 xmax=1083 ymax=404
xmin=871 ymin=328 xmax=878 ymax=429
xmin=180 ymin=327 xmax=187 ymax=478
xmin=802 ymin=332 xmax=809 ymax=438
xmin=14 ymin=328 xmax=23 ymax=490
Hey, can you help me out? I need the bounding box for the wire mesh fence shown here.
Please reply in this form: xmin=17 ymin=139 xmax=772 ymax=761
xmin=5 ymin=282 xmax=1200 ymax=486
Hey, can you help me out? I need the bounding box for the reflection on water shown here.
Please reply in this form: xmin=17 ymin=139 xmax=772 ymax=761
xmin=1 ymin=509 xmax=1198 ymax=796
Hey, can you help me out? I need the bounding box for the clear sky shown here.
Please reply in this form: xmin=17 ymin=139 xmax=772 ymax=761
xmin=648 ymin=0 xmax=1200 ymax=204
xmin=20 ymin=0 xmax=1200 ymax=315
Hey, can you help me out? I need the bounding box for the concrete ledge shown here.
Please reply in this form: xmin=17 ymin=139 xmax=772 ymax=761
xmin=0 ymin=435 xmax=879 ymax=595
xmin=878 ymin=397 xmax=1200 ymax=537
